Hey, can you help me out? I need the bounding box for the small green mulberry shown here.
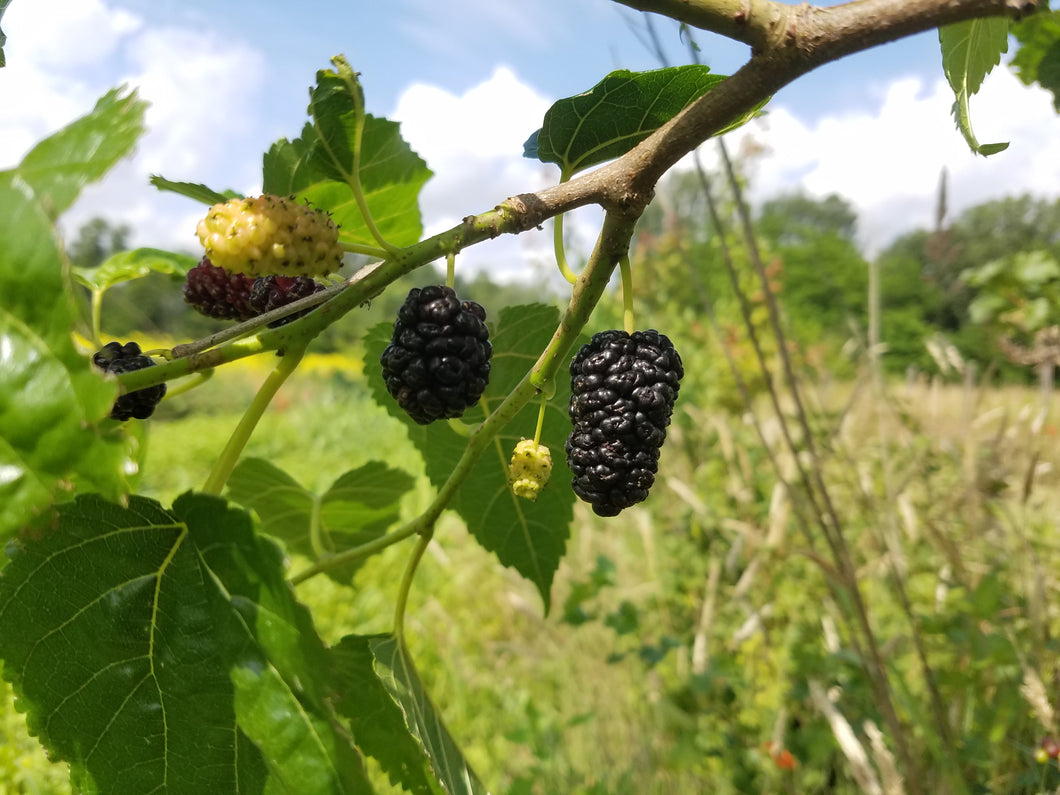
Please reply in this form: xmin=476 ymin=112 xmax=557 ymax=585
xmin=508 ymin=439 xmax=552 ymax=501
xmin=196 ymin=194 xmax=343 ymax=277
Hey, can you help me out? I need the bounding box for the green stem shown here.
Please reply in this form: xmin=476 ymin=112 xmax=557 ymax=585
xmin=533 ymin=394 xmax=548 ymax=446
xmin=290 ymin=520 xmax=421 ymax=585
xmin=201 ymin=344 xmax=306 ymax=495
xmin=554 ymin=213 xmax=578 ymax=284
xmin=161 ymin=369 xmax=213 ymax=400
xmin=394 ymin=532 xmax=432 ymax=643
xmin=307 ymin=499 xmax=325 ymax=559
xmin=346 ymin=69 xmax=399 ymax=255
xmin=90 ymin=288 xmax=104 ymax=347
xmin=619 ymin=254 xmax=635 ymax=334
xmin=446 ymin=251 xmax=456 ymax=288
xmin=341 ymin=240 xmax=390 ymax=258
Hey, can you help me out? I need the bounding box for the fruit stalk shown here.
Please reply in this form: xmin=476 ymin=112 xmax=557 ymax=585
xmin=201 ymin=344 xmax=306 ymax=495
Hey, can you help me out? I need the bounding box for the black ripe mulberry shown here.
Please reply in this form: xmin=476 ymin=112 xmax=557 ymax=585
xmin=249 ymin=275 xmax=328 ymax=327
xmin=380 ymin=285 xmax=491 ymax=424
xmin=92 ymin=341 xmax=167 ymax=421
xmin=566 ymin=329 xmax=683 ymax=516
xmin=183 ymin=258 xmax=257 ymax=320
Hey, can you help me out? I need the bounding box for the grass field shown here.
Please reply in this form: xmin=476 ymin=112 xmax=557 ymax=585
xmin=4 ymin=357 xmax=1060 ymax=793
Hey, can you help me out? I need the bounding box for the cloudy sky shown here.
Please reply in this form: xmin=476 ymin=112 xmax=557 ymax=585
xmin=2 ymin=0 xmax=1059 ymax=279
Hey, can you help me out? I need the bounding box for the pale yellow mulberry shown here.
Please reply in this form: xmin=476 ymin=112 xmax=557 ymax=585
xmin=196 ymin=194 xmax=343 ymax=277
xmin=508 ymin=439 xmax=552 ymax=501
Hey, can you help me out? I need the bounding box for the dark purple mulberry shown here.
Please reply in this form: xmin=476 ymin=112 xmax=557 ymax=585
xmin=183 ymin=258 xmax=256 ymax=320
xmin=566 ymin=330 xmax=683 ymax=516
xmin=379 ymin=285 xmax=491 ymax=424
xmin=92 ymin=341 xmax=167 ymax=421
xmin=249 ymin=275 xmax=328 ymax=327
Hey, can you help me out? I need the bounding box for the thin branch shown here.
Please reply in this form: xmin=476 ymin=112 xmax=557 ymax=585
xmin=611 ymin=0 xmax=788 ymax=50
xmin=617 ymin=0 xmax=1040 ymax=196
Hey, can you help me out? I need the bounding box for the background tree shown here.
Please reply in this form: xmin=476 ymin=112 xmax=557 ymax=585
xmin=67 ymin=216 xmax=130 ymax=269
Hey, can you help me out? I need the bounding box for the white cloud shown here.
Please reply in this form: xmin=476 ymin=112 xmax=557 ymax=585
xmin=6 ymin=4 xmax=1058 ymax=287
xmin=0 ymin=0 xmax=141 ymax=160
xmin=392 ymin=66 xmax=570 ymax=284
xmin=725 ymin=66 xmax=1060 ymax=254
xmin=0 ymin=0 xmax=268 ymax=252
xmin=389 ymin=63 xmax=1060 ymax=286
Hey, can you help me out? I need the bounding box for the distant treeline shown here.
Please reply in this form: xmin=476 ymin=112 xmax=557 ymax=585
xmin=69 ymin=190 xmax=1060 ymax=381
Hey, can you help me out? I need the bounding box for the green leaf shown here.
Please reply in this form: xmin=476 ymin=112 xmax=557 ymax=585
xmin=232 ymin=665 xmax=371 ymax=794
xmin=19 ymin=89 xmax=147 ymax=216
xmin=0 ymin=494 xmax=267 ymax=792
xmin=1013 ymin=250 xmax=1060 ymax=285
xmin=263 ymin=125 xmax=318 ymax=194
xmin=939 ymin=19 xmax=1010 ymax=155
xmin=73 ymin=247 xmax=198 ymax=291
xmin=1024 ymin=295 xmax=1053 ymax=332
xmin=178 ymin=494 xmax=374 ymax=793
xmin=1011 ymin=10 xmax=1060 ymax=112
xmin=968 ymin=292 xmax=1009 ymax=325
xmin=370 ymin=635 xmax=488 ymax=795
xmin=331 ymin=635 xmax=445 ymax=795
xmin=149 ymin=174 xmax=240 ymax=205
xmin=525 ymin=66 xmax=758 ymax=178
xmin=0 ymin=0 xmax=10 ymax=67
xmin=0 ymin=493 xmax=372 ymax=794
xmin=262 ymin=58 xmax=432 ymax=248
xmin=0 ymin=89 xmax=148 ymax=542
xmin=365 ymin=304 xmax=581 ymax=611
xmin=227 ymin=458 xmax=414 ymax=582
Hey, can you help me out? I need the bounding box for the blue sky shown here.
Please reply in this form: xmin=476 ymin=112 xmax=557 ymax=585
xmin=1 ymin=0 xmax=1058 ymax=277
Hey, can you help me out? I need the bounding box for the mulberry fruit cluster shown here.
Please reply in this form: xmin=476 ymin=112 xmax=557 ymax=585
xmin=566 ymin=330 xmax=683 ymax=516
xmin=183 ymin=259 xmax=327 ymax=326
xmin=196 ymin=194 xmax=343 ymax=278
xmin=508 ymin=439 xmax=553 ymax=501
xmin=92 ymin=341 xmax=167 ymax=421
xmin=380 ymin=286 xmax=491 ymax=424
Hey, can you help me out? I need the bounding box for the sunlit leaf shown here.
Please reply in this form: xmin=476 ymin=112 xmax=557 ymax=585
xmin=370 ymin=635 xmax=489 ymax=795
xmin=262 ymin=56 xmax=432 ymax=248
xmin=0 ymin=495 xmax=268 ymax=792
xmin=17 ymin=89 xmax=146 ymax=216
xmin=0 ymin=88 xmax=147 ymax=542
xmin=0 ymin=493 xmax=372 ymax=793
xmin=365 ymin=304 xmax=582 ymax=611
xmin=148 ymin=175 xmax=240 ymax=205
xmin=0 ymin=0 xmax=10 ymax=67
xmin=524 ymin=66 xmax=761 ymax=178
xmin=1011 ymin=10 xmax=1060 ymax=112
xmin=939 ymin=19 xmax=1010 ymax=155
xmin=331 ymin=635 xmax=445 ymax=795
xmin=73 ymin=247 xmax=198 ymax=291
